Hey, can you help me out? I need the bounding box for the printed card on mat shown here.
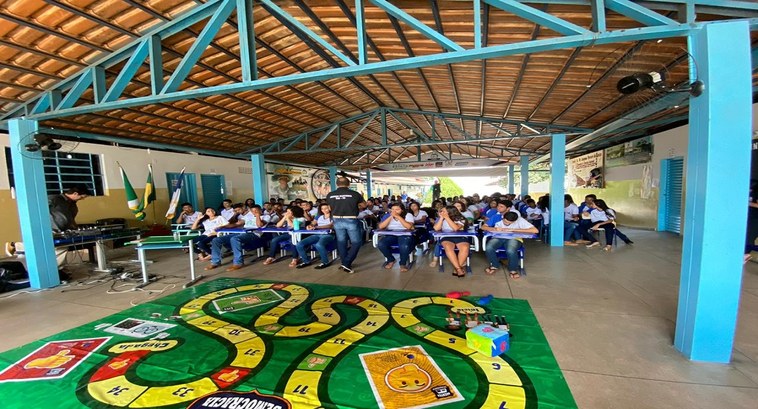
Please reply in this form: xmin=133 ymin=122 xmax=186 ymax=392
xmin=0 ymin=337 xmax=109 ymax=382
xmin=359 ymin=345 xmax=463 ymax=409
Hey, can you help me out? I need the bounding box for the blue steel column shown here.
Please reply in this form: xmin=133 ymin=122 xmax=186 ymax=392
xmin=250 ymin=154 xmax=267 ymax=204
xmin=508 ymin=165 xmax=515 ymax=194
xmin=329 ymin=166 xmax=337 ymax=191
xmin=520 ymin=155 xmax=529 ymax=198
xmin=8 ymin=119 xmax=59 ymax=289
xmin=366 ymin=170 xmax=372 ymax=198
xmin=549 ymin=134 xmax=566 ymax=247
xmin=675 ymin=21 xmax=752 ymax=363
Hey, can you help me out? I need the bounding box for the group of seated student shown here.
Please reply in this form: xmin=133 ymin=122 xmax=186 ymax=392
xmin=176 ymin=190 xmax=633 ymax=276
xmin=563 ymin=194 xmax=633 ymax=250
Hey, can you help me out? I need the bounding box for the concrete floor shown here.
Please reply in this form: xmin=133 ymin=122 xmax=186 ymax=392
xmin=1 ymin=229 xmax=757 ymax=408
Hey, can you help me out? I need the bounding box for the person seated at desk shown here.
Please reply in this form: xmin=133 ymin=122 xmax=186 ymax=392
xmin=175 ymin=203 xmax=202 ymax=226
xmin=295 ymin=203 xmax=336 ymax=269
xmin=454 ymin=200 xmax=475 ymax=224
xmin=524 ymin=199 xmax=543 ymax=232
xmin=205 ymin=204 xmax=245 ymax=270
xmin=219 ymin=199 xmax=235 ymax=221
xmin=191 ymin=207 xmax=227 ymax=261
xmin=481 ymin=212 xmax=538 ymax=279
xmin=377 ymin=202 xmax=415 ymax=272
xmin=263 ymin=206 xmax=306 ymax=267
xmin=433 ymin=205 xmax=469 ymax=278
xmin=409 ymin=201 xmax=430 ymax=248
xmin=225 ymin=205 xmax=272 ymax=271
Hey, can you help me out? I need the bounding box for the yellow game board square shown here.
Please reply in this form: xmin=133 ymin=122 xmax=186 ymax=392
xmin=480 ymin=384 xmax=527 ymax=409
xmin=424 ymin=330 xmax=474 ymax=355
xmin=469 ymin=354 xmax=523 ymax=386
xmin=283 ymin=370 xmax=322 ymax=407
xmin=313 ymin=329 xmax=364 ymax=357
xmin=394 ymin=297 xmax=433 ymax=310
xmin=130 ymin=378 xmax=218 ymax=408
xmin=358 ymin=299 xmax=389 ymax=316
xmin=231 ymin=337 xmax=266 ymax=369
xmin=352 ymin=314 xmax=389 ymax=335
xmin=213 ymin=324 xmax=256 ymax=344
xmin=431 ymin=296 xmax=477 ymax=310
xmin=276 ymin=322 xmax=332 ymax=337
xmin=311 ymin=295 xmax=346 ymax=310
xmin=284 ymin=285 xmax=309 ymax=295
xmin=186 ymin=316 xmax=228 ymax=332
xmin=235 ymin=284 xmax=273 ymax=292
xmin=88 ymin=375 xmax=146 ymax=407
xmin=391 ymin=307 xmax=419 ymax=328
xmin=313 ymin=307 xmax=341 ymax=325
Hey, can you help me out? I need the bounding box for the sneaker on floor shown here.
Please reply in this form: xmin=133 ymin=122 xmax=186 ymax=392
xmin=4 ymin=242 xmax=15 ymax=257
xmin=296 ymin=261 xmax=312 ymax=269
xmin=225 ymin=264 xmax=244 ymax=272
xmin=340 ymin=265 xmax=355 ymax=274
xmin=586 ymin=242 xmax=600 ymax=248
xmin=314 ymin=262 xmax=330 ymax=270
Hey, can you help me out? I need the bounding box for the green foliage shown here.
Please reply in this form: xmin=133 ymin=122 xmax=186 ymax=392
xmin=497 ymin=165 xmax=551 ymax=191
xmin=421 ymin=177 xmax=463 ymax=205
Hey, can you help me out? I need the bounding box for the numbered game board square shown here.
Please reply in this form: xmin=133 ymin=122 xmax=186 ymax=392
xmin=407 ymin=323 xmax=435 ymax=337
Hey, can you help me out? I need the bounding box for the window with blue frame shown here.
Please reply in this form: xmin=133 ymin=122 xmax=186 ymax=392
xmin=4 ymin=147 xmax=104 ymax=196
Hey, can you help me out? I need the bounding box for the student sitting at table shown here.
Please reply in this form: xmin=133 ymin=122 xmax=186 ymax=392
xmin=481 ymin=212 xmax=538 ymax=279
xmin=191 ymin=207 xmax=227 ymax=261
xmin=563 ymin=194 xmax=580 ymax=246
xmin=262 ymin=206 xmax=307 ymax=267
xmin=215 ymin=205 xmax=271 ymax=271
xmin=205 ymin=204 xmax=245 ymax=269
xmin=295 ymin=203 xmax=336 ymax=269
xmin=175 ymin=203 xmax=202 ymax=226
xmin=524 ymin=199 xmax=543 ymax=231
xmin=433 ymin=205 xmax=470 ymax=278
xmin=454 ymin=200 xmax=475 ymax=223
xmin=377 ymin=202 xmax=416 ymax=272
xmin=219 ymin=199 xmax=235 ymax=221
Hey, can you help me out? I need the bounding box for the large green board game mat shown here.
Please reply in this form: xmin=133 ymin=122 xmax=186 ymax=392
xmin=0 ymin=278 xmax=575 ymax=408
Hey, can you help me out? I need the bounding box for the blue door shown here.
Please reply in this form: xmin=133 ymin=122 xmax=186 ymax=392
xmin=658 ymin=157 xmax=684 ymax=234
xmin=201 ymin=174 xmax=226 ymax=210
xmin=166 ymin=172 xmax=198 ymax=211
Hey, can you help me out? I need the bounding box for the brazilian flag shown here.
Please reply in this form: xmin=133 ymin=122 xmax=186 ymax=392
xmin=119 ymin=164 xmax=146 ymax=220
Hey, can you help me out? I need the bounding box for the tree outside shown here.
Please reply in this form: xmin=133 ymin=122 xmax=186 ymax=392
xmin=421 ymin=177 xmax=463 ymax=205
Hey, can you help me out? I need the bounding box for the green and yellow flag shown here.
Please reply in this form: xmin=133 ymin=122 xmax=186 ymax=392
xmin=118 ymin=163 xmax=146 ymax=220
xmin=142 ymin=164 xmax=156 ymax=211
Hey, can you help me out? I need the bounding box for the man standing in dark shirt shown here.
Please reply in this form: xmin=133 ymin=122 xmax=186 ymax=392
xmin=49 ymin=185 xmax=90 ymax=231
xmin=326 ymin=177 xmax=364 ymax=274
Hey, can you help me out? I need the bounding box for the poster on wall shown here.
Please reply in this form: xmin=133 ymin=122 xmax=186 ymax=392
xmin=605 ymin=136 xmax=653 ymax=168
xmin=567 ymin=151 xmax=604 ymax=188
xmin=266 ymin=164 xmax=330 ymax=201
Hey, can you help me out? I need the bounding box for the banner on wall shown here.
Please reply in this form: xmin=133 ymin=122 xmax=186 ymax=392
xmin=266 ymin=164 xmax=330 ymax=201
xmin=605 ymin=136 xmax=653 ymax=168
xmin=567 ymin=151 xmax=604 ymax=188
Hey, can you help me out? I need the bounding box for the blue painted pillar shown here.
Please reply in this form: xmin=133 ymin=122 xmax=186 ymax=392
xmin=366 ymin=170 xmax=372 ymax=198
xmin=675 ymin=21 xmax=752 ymax=363
xmin=329 ymin=166 xmax=337 ymax=191
xmin=250 ymin=154 xmax=267 ymax=204
xmin=508 ymin=165 xmax=515 ymax=194
xmin=520 ymin=155 xmax=529 ymax=198
xmin=550 ymin=134 xmax=566 ymax=247
xmin=8 ymin=119 xmax=59 ymax=289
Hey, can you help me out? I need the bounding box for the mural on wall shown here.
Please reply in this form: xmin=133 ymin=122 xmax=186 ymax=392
xmin=267 ymin=164 xmax=328 ymax=201
xmin=567 ymin=151 xmax=604 ymax=188
xmin=641 ymin=164 xmax=653 ymax=199
xmin=605 ymin=136 xmax=653 ymax=168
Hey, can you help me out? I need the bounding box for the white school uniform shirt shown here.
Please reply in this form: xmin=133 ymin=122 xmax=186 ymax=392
xmin=181 ymin=211 xmax=203 ymax=225
xmin=357 ymin=209 xmax=373 ymax=219
xmin=467 ymin=205 xmax=479 ymax=215
xmin=309 ymin=208 xmax=318 ymax=217
xmin=412 ymin=210 xmax=428 ymax=222
xmin=589 ymin=208 xmax=610 ymax=223
xmin=268 ymin=213 xmax=281 ymax=224
xmin=461 ymin=210 xmax=475 ymax=221
xmin=371 ymin=205 xmax=383 ymax=214
xmin=220 ymin=208 xmax=235 ymax=221
xmin=525 ymin=207 xmax=542 ymax=221
xmin=564 ymin=203 xmax=579 ymax=221
xmin=242 ymin=212 xmax=271 ymax=229
xmin=495 ymin=217 xmax=535 ymax=230
xmin=202 ymin=216 xmax=227 ymax=236
xmin=385 ymin=213 xmax=415 ymax=231
xmin=316 ymin=215 xmax=333 ymax=227
xmin=542 ymin=209 xmax=550 ymax=226
xmin=440 ymin=219 xmax=465 ymax=232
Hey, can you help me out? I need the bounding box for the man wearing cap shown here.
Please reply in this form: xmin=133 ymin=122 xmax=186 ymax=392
xmin=326 ymin=177 xmax=364 ymax=274
xmin=272 ymin=175 xmax=292 ymax=201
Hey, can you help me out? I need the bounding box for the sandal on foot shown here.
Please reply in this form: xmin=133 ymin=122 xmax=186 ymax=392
xmin=454 ymin=267 xmax=466 ymax=277
xmin=383 ymin=260 xmax=395 ymax=269
xmin=400 ymin=265 xmax=409 ymax=272
xmin=263 ymin=257 xmax=275 ymax=265
xmin=428 ymin=259 xmax=438 ymax=268
xmin=288 ymin=259 xmax=299 ymax=267
xmin=509 ymin=271 xmax=521 ymax=279
xmin=484 ymin=267 xmax=498 ymax=275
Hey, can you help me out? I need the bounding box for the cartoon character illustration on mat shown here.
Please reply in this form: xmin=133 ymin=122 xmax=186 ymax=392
xmin=307 ymin=356 xmax=327 ymax=369
xmin=384 ymin=363 xmax=432 ymax=393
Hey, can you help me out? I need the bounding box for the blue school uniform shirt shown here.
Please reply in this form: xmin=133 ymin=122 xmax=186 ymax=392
xmin=487 ymin=212 xmax=503 ymax=227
